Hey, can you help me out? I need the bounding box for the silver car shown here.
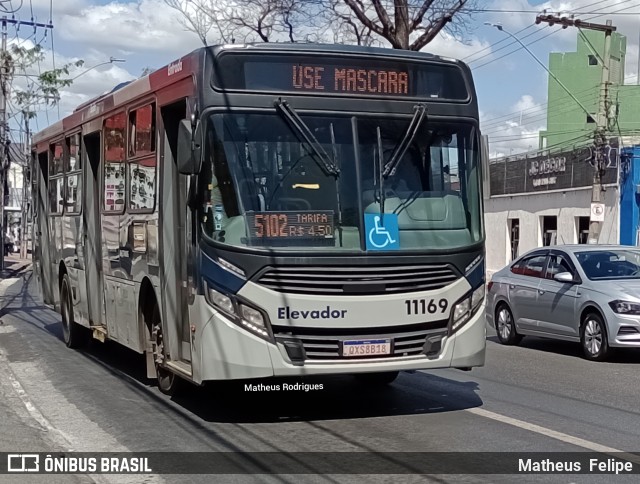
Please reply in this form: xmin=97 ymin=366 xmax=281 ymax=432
xmin=486 ymin=245 xmax=640 ymax=361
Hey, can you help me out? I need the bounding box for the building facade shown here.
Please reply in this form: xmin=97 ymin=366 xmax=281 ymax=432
xmin=538 ymin=29 xmax=632 ymax=150
xmin=485 ymin=27 xmax=640 ymax=277
xmin=485 ymin=143 xmax=631 ymax=276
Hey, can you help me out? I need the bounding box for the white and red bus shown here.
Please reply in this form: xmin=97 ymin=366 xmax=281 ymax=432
xmin=32 ymin=43 xmax=487 ymax=393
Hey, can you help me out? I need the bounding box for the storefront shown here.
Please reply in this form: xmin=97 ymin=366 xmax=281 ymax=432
xmin=484 ymin=140 xmax=639 ymax=277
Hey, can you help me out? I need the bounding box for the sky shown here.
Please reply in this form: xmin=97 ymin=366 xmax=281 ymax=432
xmin=6 ymin=0 xmax=640 ymax=159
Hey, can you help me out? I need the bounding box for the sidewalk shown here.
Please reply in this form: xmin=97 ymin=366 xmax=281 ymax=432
xmin=0 ymin=254 xmax=32 ymax=280
xmin=0 ymin=271 xmax=95 ymax=483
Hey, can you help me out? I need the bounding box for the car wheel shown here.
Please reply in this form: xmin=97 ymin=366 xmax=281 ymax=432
xmin=580 ymin=312 xmax=610 ymax=361
xmin=495 ymin=303 xmax=523 ymax=345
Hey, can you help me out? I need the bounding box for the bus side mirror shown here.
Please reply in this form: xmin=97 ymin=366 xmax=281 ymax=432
xmin=177 ymin=119 xmax=202 ymax=175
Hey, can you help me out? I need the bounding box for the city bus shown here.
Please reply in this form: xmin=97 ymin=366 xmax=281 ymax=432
xmin=32 ymin=43 xmax=487 ymax=394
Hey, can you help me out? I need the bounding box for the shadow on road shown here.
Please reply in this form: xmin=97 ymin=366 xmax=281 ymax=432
xmin=5 ymin=271 xmax=484 ymax=425
xmin=75 ymin=335 xmax=484 ymax=423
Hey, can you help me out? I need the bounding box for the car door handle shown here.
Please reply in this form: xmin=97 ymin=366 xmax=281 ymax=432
xmin=509 ymin=284 xmax=516 ymax=289
xmin=538 ymin=289 xmax=545 ymax=294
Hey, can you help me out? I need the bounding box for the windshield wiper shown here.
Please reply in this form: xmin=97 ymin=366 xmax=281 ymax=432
xmin=376 ymin=125 xmax=386 ymax=215
xmin=382 ymin=103 xmax=427 ymax=178
xmin=274 ymin=98 xmax=340 ymax=176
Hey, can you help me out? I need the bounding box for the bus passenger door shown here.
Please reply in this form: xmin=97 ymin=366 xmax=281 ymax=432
xmin=34 ymin=151 xmax=53 ymax=304
xmin=159 ymin=100 xmax=192 ymax=367
xmin=83 ymin=132 xmax=106 ymax=328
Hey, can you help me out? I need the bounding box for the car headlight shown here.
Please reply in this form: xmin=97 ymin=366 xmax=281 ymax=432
xmin=450 ymin=285 xmax=485 ymax=334
xmin=609 ymin=300 xmax=640 ymax=315
xmin=204 ymin=282 xmax=272 ymax=341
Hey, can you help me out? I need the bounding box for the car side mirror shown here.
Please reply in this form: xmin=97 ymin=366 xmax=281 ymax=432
xmin=554 ymin=271 xmax=575 ymax=283
xmin=177 ymin=118 xmax=202 ymax=175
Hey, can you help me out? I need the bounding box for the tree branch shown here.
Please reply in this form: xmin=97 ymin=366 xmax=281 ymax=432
xmin=342 ymin=0 xmax=386 ymax=38
xmin=410 ymin=0 xmax=437 ymax=31
xmin=409 ymin=0 xmax=466 ymax=51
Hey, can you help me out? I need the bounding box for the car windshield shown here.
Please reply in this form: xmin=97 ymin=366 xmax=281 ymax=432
xmin=576 ymin=249 xmax=640 ymax=280
xmin=197 ymin=111 xmax=482 ymax=252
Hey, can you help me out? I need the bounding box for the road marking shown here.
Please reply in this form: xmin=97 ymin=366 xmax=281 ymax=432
xmin=467 ymin=407 xmax=640 ymax=464
xmin=0 ymin=351 xmax=71 ymax=447
xmin=0 ymin=323 xmax=16 ymax=333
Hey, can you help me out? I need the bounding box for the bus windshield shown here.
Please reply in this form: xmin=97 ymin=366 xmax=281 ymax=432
xmin=198 ymin=111 xmax=482 ymax=252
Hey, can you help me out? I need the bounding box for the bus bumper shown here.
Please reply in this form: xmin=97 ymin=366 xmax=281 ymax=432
xmin=195 ymin=300 xmax=486 ymax=382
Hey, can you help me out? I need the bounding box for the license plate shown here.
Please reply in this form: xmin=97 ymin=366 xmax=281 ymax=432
xmin=342 ymin=339 xmax=391 ymax=357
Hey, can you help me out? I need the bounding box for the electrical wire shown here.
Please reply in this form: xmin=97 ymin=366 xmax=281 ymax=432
xmin=461 ymin=0 xmax=615 ymax=64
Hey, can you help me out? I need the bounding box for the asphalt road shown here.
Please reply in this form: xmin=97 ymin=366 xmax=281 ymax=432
xmin=1 ymin=270 xmax=640 ymax=483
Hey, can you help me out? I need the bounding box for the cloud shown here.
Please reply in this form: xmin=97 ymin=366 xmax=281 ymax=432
xmin=424 ymin=32 xmax=492 ymax=61
xmin=56 ymin=0 xmax=202 ymax=55
xmin=25 ymin=0 xmax=88 ymax=16
xmin=6 ymin=36 xmax=136 ymax=134
xmin=482 ymin=94 xmax=548 ymax=158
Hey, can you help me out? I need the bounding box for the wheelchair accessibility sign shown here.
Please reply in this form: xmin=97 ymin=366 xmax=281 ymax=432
xmin=365 ymin=213 xmax=399 ymax=250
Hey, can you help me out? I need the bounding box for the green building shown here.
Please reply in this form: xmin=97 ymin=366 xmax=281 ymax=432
xmin=538 ymin=28 xmax=640 ymax=150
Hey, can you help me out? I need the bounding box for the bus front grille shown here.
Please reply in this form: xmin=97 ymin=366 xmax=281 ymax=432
xmin=256 ymin=264 xmax=459 ymax=295
xmin=273 ymin=321 xmax=449 ymax=361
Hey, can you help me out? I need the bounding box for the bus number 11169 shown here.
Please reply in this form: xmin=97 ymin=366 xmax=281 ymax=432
xmin=405 ymin=298 xmax=448 ymax=315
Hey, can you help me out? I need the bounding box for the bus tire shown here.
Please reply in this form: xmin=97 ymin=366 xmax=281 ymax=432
xmin=150 ymin=303 xmax=184 ymax=396
xmin=60 ymin=274 xmax=88 ymax=349
xmin=354 ymin=371 xmax=399 ymax=385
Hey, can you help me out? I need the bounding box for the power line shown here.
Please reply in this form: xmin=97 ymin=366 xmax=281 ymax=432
xmin=481 ymin=68 xmax=640 ymax=131
xmin=461 ymin=0 xmax=615 ymax=64
xmin=468 ymin=0 xmax=640 ymax=72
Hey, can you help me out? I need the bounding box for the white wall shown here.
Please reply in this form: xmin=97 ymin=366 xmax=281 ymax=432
xmin=7 ymin=164 xmax=25 ymax=209
xmin=484 ymin=186 xmax=620 ymax=277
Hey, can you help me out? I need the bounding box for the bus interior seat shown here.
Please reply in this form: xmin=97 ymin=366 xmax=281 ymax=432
xmin=364 ymin=192 xmax=466 ymax=230
xmin=274 ymin=156 xmax=337 ymax=212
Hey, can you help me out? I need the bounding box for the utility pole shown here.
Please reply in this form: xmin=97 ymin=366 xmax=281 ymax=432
xmin=20 ymin=111 xmax=29 ymax=259
xmin=0 ymin=16 xmax=8 ymax=270
xmin=536 ymin=14 xmax=616 ymax=244
xmin=0 ymin=15 xmax=54 ymax=268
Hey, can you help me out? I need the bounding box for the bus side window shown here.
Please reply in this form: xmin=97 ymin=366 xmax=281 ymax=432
xmin=49 ymin=142 xmax=64 ymax=215
xmin=65 ymin=133 xmax=82 ymax=214
xmin=128 ymin=104 xmax=156 ymax=212
xmin=104 ymin=112 xmax=126 ymax=213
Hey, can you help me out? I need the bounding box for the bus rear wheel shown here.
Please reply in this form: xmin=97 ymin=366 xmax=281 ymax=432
xmin=354 ymin=371 xmax=399 ymax=386
xmin=60 ymin=274 xmax=89 ymax=349
xmin=149 ymin=303 xmax=182 ymax=396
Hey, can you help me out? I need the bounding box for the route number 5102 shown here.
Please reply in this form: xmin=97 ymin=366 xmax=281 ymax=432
xmin=405 ymin=298 xmax=448 ymax=315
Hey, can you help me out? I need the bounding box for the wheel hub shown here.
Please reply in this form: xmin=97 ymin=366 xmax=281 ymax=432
xmin=584 ymin=320 xmax=602 ymax=355
xmin=498 ymin=309 xmax=511 ymax=339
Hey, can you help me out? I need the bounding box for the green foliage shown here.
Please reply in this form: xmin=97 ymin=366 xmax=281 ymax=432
xmin=4 ymin=43 xmax=84 ymax=118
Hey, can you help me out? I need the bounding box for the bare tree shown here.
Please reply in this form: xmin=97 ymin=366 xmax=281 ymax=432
xmin=165 ymin=0 xmax=309 ymax=45
xmin=165 ymin=0 xmax=234 ymax=44
xmin=165 ymin=0 xmax=478 ymax=50
xmin=335 ymin=0 xmax=476 ymax=50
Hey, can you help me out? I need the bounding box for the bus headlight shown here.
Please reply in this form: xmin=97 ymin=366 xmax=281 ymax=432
xmin=450 ymin=285 xmax=485 ymax=334
xmin=206 ymin=286 xmax=235 ymax=316
xmin=204 ymin=282 xmax=273 ymax=341
xmin=239 ymin=304 xmax=270 ymax=339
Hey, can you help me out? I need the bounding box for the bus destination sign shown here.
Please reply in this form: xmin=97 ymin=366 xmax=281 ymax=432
xmin=246 ymin=211 xmax=335 ymax=246
xmin=215 ymin=54 xmax=469 ymax=100
xmin=291 ymin=65 xmax=408 ymax=95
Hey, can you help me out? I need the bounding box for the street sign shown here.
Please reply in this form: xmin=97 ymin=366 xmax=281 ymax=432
xmin=590 ymin=203 xmax=605 ymax=222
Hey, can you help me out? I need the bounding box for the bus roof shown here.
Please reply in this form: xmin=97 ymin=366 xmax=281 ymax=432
xmin=33 ymin=43 xmax=469 ymax=146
